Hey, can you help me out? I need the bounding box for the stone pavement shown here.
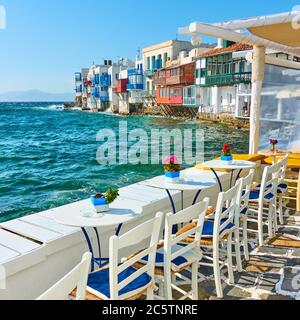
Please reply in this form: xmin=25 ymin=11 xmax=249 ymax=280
xmin=175 ymin=210 xmax=300 ymax=300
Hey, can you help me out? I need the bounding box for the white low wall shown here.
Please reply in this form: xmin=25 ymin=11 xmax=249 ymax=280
xmin=0 ymin=167 xmax=244 ymax=300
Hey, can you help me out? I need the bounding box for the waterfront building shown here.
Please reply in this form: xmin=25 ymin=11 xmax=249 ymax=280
xmin=194 ymin=42 xmax=253 ymax=117
xmin=86 ymin=61 xmax=112 ymax=111
xmin=111 ymin=58 xmax=135 ymax=114
xmin=74 ymin=68 xmax=89 ymax=107
xmin=142 ymin=40 xmax=196 ymax=97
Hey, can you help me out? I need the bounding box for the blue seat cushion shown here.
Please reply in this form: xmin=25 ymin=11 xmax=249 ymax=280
xmin=87 ymin=266 xmax=151 ymax=299
xmin=249 ymin=190 xmax=274 ymax=201
xmin=140 ymin=244 xmax=200 ymax=272
xmin=278 ymin=183 xmax=288 ymax=193
xmin=241 ymin=208 xmax=248 ymax=215
xmin=202 ymin=220 xmax=235 ymax=238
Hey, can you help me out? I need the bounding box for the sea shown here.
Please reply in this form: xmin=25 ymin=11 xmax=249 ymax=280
xmin=0 ymin=102 xmax=249 ymax=222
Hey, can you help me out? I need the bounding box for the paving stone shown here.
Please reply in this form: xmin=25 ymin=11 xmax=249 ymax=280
xmin=278 ymin=227 xmax=300 ymax=238
xmin=223 ymin=286 xmax=252 ymax=300
xmin=268 ymin=236 xmax=300 ymax=249
xmin=234 ymin=272 xmax=258 ymax=288
xmin=290 ymin=248 xmax=300 ymax=257
xmin=245 ymin=255 xmax=288 ymax=273
xmin=257 ymin=246 xmax=289 ymax=256
xmin=257 ymin=274 xmax=281 ymax=293
xmin=259 ymin=293 xmax=294 ymax=300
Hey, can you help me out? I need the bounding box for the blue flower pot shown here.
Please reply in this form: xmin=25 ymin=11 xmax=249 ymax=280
xmin=221 ymin=155 xmax=233 ymax=165
xmin=91 ymin=197 xmax=109 ymax=213
xmin=165 ymin=171 xmax=180 ymax=183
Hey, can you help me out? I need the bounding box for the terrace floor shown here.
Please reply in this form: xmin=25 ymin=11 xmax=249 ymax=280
xmin=175 ymin=210 xmax=300 ymax=300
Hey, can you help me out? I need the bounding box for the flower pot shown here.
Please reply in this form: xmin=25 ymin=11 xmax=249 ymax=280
xmin=165 ymin=171 xmax=180 ymax=183
xmin=91 ymin=197 xmax=109 ymax=214
xmin=221 ymin=155 xmax=233 ymax=165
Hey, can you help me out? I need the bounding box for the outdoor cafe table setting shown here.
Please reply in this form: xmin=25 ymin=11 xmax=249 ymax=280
xmin=141 ymin=170 xmax=216 ymax=215
xmin=53 ymin=197 xmax=141 ymax=271
xmin=201 ymin=159 xmax=256 ymax=192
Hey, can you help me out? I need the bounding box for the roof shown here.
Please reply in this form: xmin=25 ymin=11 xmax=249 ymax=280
xmin=200 ymin=43 xmax=253 ymax=57
xmin=248 ymin=22 xmax=300 ymax=47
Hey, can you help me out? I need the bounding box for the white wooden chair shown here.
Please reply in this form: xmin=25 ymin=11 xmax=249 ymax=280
xmin=135 ymin=199 xmax=209 ymax=300
xmin=235 ymin=169 xmax=255 ymax=270
xmin=163 ymin=199 xmax=209 ymax=300
xmin=178 ymin=184 xmax=242 ymax=299
xmin=248 ymin=162 xmax=281 ymax=246
xmin=83 ymin=212 xmax=164 ymax=300
xmin=276 ymin=155 xmax=289 ymax=225
xmin=37 ymin=252 xmax=92 ymax=300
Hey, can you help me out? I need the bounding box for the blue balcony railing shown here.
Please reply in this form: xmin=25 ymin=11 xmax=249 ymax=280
xmin=100 ymin=95 xmax=109 ymax=102
xmin=100 ymin=73 xmax=111 ymax=87
xmin=127 ymin=83 xmax=144 ymax=90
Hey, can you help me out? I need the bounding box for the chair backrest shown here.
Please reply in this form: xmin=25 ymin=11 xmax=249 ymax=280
xmin=214 ymin=183 xmax=241 ymax=243
xmin=259 ymin=162 xmax=281 ymax=204
xmin=109 ymin=212 xmax=164 ymax=300
xmin=164 ymin=198 xmax=210 ymax=269
xmin=37 ymin=252 xmax=92 ymax=300
xmin=277 ymin=155 xmax=289 ymax=184
xmin=236 ymin=169 xmax=256 ymax=222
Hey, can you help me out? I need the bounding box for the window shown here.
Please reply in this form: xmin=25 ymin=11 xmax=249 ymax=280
xmin=147 ymin=57 xmax=150 ymax=70
xmin=164 ymin=52 xmax=168 ymax=66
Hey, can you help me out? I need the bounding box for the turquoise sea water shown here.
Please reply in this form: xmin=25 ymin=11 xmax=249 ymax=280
xmin=0 ymin=102 xmax=249 ymax=222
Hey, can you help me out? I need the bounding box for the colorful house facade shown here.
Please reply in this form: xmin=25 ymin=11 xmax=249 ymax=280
xmin=195 ymin=42 xmax=253 ymax=117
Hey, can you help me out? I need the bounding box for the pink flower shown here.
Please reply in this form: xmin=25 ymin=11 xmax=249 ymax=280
xmin=162 ymin=155 xmax=179 ymax=165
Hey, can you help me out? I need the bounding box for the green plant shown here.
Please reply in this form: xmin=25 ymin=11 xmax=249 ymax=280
xmin=105 ymin=188 xmax=119 ymax=204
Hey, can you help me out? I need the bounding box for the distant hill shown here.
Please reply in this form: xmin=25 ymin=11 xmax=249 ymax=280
xmin=0 ymin=90 xmax=73 ymax=102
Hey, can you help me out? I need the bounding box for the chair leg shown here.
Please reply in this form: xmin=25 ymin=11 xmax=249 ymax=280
xmin=234 ymin=229 xmax=243 ymax=272
xmin=278 ymin=194 xmax=284 ymax=225
xmin=242 ymin=218 xmax=250 ymax=261
xmin=268 ymin=202 xmax=274 ymax=239
xmin=213 ymin=244 xmax=223 ymax=299
xmin=191 ymin=262 xmax=198 ymax=300
xmin=273 ymin=199 xmax=278 ymax=232
xmin=158 ymin=279 xmax=165 ymax=297
xmin=146 ymin=286 xmax=154 ymax=300
xmin=164 ymin=269 xmax=173 ymax=300
xmin=227 ymin=233 xmax=235 ymax=285
xmin=258 ymin=205 xmax=264 ymax=246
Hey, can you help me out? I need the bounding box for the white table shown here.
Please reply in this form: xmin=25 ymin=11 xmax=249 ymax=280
xmin=142 ymin=172 xmax=216 ymax=215
xmin=201 ymin=160 xmax=256 ymax=192
xmin=54 ymin=199 xmax=141 ymax=271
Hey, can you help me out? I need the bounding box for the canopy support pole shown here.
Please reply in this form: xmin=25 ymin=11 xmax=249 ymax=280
xmin=249 ymin=46 xmax=265 ymax=154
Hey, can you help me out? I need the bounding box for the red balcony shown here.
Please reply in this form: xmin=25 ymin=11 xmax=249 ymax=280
xmin=113 ymin=79 xmax=127 ymax=93
xmin=155 ymin=63 xmax=195 ymax=86
xmin=156 ymin=86 xmax=183 ymax=105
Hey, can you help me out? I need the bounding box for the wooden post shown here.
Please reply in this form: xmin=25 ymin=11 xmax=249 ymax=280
xmin=249 ymin=46 xmax=266 ymax=154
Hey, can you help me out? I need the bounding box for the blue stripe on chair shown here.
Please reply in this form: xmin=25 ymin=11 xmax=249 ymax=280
xmin=249 ymin=190 xmax=274 ymax=200
xmin=141 ymin=251 xmax=187 ymax=268
xmin=254 ymin=183 xmax=288 ymax=194
xmin=278 ymin=183 xmax=288 ymax=193
xmin=202 ymin=220 xmax=235 ymax=238
xmin=241 ymin=208 xmax=248 ymax=215
xmin=87 ymin=266 xmax=151 ymax=299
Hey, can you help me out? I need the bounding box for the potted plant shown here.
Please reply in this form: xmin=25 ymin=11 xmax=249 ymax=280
xmin=221 ymin=144 xmax=233 ymax=165
xmin=163 ymin=155 xmax=181 ymax=183
xmin=270 ymin=139 xmax=278 ymax=152
xmin=91 ymin=188 xmax=119 ymax=215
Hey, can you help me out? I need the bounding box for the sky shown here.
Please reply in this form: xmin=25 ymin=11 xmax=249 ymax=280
xmin=0 ymin=0 xmax=298 ymax=94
